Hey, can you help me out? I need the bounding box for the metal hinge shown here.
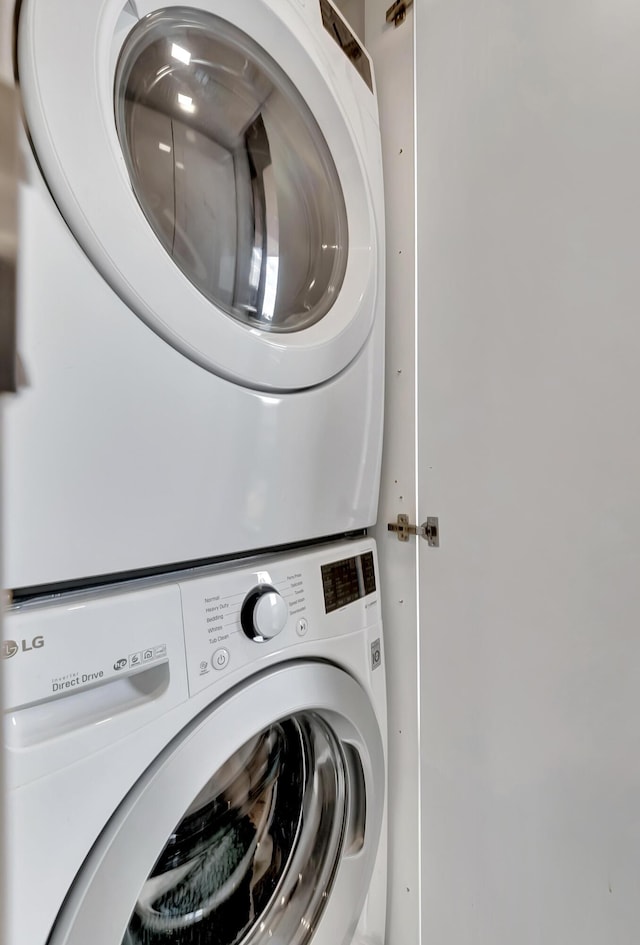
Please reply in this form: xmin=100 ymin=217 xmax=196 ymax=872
xmin=386 ymin=0 xmax=414 ymax=28
xmin=388 ymin=514 xmax=440 ymax=547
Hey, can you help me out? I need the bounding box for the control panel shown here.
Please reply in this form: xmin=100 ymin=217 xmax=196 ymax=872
xmin=179 ymin=541 xmax=379 ymax=697
xmin=2 ymin=541 xmax=380 ymax=710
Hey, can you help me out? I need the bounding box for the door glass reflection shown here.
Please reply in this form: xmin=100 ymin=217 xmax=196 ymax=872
xmin=115 ymin=10 xmax=349 ymax=334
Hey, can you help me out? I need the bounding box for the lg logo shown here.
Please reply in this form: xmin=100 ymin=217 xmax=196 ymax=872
xmin=1 ymin=636 xmax=45 ymax=659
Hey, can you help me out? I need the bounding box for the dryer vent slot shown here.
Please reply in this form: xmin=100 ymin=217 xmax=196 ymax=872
xmin=5 ymin=663 xmax=170 ymax=748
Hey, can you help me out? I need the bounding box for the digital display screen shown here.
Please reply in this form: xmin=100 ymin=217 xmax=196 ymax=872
xmin=321 ymin=551 xmax=376 ymax=613
xmin=319 ymin=0 xmax=373 ymax=93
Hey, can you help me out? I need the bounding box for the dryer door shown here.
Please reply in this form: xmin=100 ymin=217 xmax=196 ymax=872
xmin=47 ymin=662 xmax=385 ymax=945
xmin=17 ymin=0 xmax=381 ymax=391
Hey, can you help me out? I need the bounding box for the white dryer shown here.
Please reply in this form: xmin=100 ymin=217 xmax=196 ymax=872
xmin=4 ymin=0 xmax=384 ymax=592
xmin=3 ymin=537 xmax=387 ymax=945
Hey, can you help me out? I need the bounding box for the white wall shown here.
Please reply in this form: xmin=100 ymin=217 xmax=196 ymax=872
xmin=339 ymin=4 xmax=421 ymax=940
xmin=365 ymin=3 xmax=421 ymax=944
xmin=417 ymin=1 xmax=640 ymax=942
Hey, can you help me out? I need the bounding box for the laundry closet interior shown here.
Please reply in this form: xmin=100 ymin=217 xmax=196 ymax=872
xmin=3 ymin=0 xmax=640 ymax=944
xmin=2 ymin=2 xmax=392 ymax=945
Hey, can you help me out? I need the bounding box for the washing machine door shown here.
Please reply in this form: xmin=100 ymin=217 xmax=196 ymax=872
xmin=17 ymin=0 xmax=380 ymax=391
xmin=47 ymin=662 xmax=385 ymax=945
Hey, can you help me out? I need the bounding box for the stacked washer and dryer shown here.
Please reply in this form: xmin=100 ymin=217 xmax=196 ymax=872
xmin=2 ymin=2 xmax=387 ymax=944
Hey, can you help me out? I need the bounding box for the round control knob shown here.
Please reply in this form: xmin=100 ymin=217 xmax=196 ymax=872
xmin=241 ymin=585 xmax=288 ymax=642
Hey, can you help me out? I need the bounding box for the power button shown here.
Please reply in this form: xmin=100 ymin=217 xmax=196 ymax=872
xmin=211 ymin=648 xmax=230 ymax=671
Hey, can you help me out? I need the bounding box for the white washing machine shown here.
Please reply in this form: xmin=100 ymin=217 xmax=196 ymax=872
xmin=3 ymin=537 xmax=387 ymax=945
xmin=3 ymin=0 xmax=385 ymax=592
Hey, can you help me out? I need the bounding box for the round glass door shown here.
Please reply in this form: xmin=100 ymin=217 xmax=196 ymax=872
xmin=45 ymin=663 xmax=384 ymax=945
xmin=122 ymin=713 xmax=347 ymax=945
xmin=19 ymin=0 xmax=380 ymax=390
xmin=115 ymin=9 xmax=349 ymax=334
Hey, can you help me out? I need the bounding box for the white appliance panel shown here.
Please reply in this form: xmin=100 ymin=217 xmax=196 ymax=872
xmin=4 ymin=0 xmax=385 ymax=590
xmin=3 ymin=538 xmax=387 ymax=945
